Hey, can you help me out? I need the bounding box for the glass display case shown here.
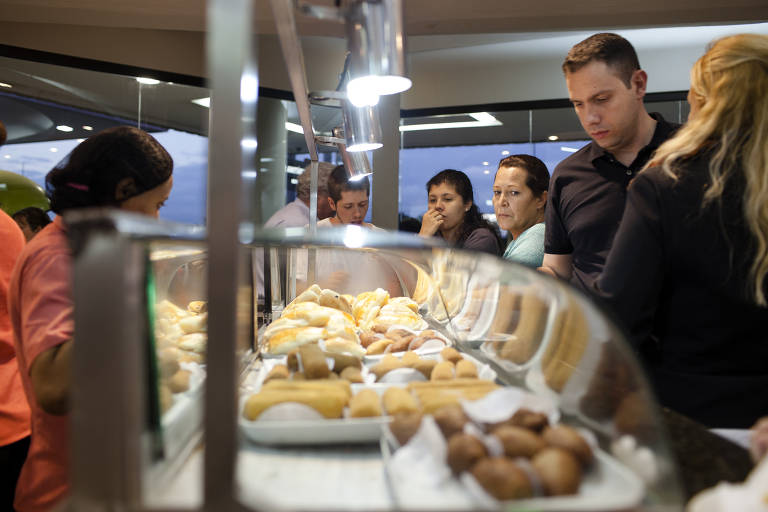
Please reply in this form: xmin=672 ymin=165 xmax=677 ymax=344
xmin=66 ymin=210 xmax=684 ymax=511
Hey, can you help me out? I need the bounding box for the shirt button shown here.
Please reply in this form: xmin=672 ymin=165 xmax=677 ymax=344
xmin=626 ymin=169 xmax=633 ymax=176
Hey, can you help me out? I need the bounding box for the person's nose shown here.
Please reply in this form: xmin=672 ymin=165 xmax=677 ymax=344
xmin=584 ymin=104 xmax=600 ymax=125
xmin=435 ymin=200 xmax=444 ymax=211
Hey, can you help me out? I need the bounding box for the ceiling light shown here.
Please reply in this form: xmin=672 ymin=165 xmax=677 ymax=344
xmin=191 ymin=97 xmax=211 ymax=108
xmin=82 ymin=125 xmax=93 ymax=131
xmin=290 ymin=178 xmax=298 ymax=185
xmin=241 ymin=138 xmax=258 ymax=149
xmin=342 ymin=101 xmax=382 ymax=152
xmin=399 ymin=112 xmax=501 ymax=132
xmin=3 ymin=155 xmax=10 ymax=159
xmin=548 ymin=135 xmax=559 ymax=141
xmin=241 ymin=170 xmax=258 ymax=179
xmin=285 ymin=122 xmax=304 ymax=134
xmin=77 ymin=139 xmax=85 ymax=142
xmin=56 ymin=125 xmax=73 ymax=132
xmin=337 ymin=136 xmax=373 ymax=182
xmin=136 ymin=77 xmax=160 ymax=85
xmin=240 ymin=73 xmax=258 ymax=103
xmin=482 ymin=161 xmax=489 ymax=166
xmin=345 ymin=0 xmax=411 ymax=98
xmin=485 ymin=200 xmax=493 ymax=206
xmin=560 ymin=146 xmax=579 ymax=153
xmin=50 ymin=148 xmax=58 ymax=153
xmin=501 ymin=150 xmax=510 ymax=155
xmin=483 ymin=170 xmax=490 ymax=175
xmin=346 ymin=83 xmax=380 ymax=108
xmin=0 ymin=82 xmax=12 ymax=88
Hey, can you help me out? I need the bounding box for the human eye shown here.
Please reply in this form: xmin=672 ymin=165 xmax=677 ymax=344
xmin=157 ymin=201 xmax=167 ymax=210
xmin=492 ymin=190 xmax=501 ymax=197
xmin=595 ymin=95 xmax=609 ymax=103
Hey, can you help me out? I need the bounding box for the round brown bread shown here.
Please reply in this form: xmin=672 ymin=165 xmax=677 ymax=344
xmin=470 ymin=457 xmax=533 ymax=500
xmin=492 ymin=425 xmax=546 ymax=459
xmin=531 ymin=448 xmax=582 ymax=496
xmin=389 ymin=411 xmax=423 ymax=446
xmin=446 ymin=433 xmax=487 ymax=475
xmin=433 ymin=404 xmax=469 ymax=439
xmin=542 ymin=425 xmax=593 ymax=466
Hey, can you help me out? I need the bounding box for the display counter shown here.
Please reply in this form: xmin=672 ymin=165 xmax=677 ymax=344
xmin=66 ymin=211 xmax=688 ymax=511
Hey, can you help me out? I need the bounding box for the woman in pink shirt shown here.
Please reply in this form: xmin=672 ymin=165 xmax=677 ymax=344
xmin=8 ymin=126 xmax=173 ymax=512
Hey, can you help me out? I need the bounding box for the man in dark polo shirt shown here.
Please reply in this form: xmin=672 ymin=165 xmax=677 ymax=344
xmin=539 ymin=33 xmax=678 ymax=292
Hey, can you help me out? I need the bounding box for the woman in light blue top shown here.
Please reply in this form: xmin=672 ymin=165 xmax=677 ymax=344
xmin=492 ymin=154 xmax=550 ymax=268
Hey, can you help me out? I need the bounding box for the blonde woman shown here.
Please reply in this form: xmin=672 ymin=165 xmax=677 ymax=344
xmin=597 ymin=34 xmax=768 ymax=428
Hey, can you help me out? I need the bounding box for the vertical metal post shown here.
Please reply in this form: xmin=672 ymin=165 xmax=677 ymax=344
xmin=371 ymin=94 xmax=400 ymax=230
xmin=206 ymin=0 xmax=256 ymax=507
xmin=70 ymin=233 xmax=145 ymax=508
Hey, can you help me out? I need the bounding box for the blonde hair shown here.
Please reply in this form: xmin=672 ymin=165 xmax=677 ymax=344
xmin=646 ymin=34 xmax=768 ymax=305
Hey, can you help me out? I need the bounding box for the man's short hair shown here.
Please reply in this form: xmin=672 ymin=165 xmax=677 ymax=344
xmin=296 ymin=161 xmax=335 ymax=201
xmin=562 ymin=33 xmax=641 ymax=88
xmin=327 ymin=165 xmax=370 ymax=202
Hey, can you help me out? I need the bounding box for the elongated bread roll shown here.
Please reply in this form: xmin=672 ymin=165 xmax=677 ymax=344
xmin=243 ymin=390 xmax=346 ymax=420
xmin=440 ymin=347 xmax=463 ymax=364
xmin=366 ymin=338 xmax=394 ymax=355
xmin=261 ymin=379 xmax=351 ymax=401
xmin=413 ymin=359 xmax=438 ymax=379
xmin=383 ymin=387 xmax=419 ymax=415
xmin=299 ymin=344 xmax=330 ymax=379
xmin=264 ymin=364 xmax=290 ymax=383
xmin=371 ymin=355 xmax=404 ymax=380
xmin=401 ymin=351 xmax=420 ymax=368
xmin=349 ymin=389 xmax=382 ymax=417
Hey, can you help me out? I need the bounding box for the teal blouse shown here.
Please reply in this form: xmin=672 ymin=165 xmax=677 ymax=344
xmin=502 ymin=222 xmax=545 ymax=268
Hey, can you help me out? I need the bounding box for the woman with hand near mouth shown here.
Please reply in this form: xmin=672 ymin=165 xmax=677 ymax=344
xmin=418 ymin=169 xmax=501 ymax=255
xmin=492 ymin=155 xmax=550 ymax=267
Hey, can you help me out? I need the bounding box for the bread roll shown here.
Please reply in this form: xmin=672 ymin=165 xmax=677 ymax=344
xmin=187 ymin=300 xmax=208 ymax=314
xmin=492 ymin=425 xmax=546 ymax=458
xmin=286 ymin=349 xmax=300 ymax=372
xmin=383 ymin=387 xmax=419 ymax=415
xmin=299 ymin=344 xmax=330 ymax=379
xmin=318 ymin=288 xmax=353 ymax=315
xmin=389 ymin=411 xmax=423 ymax=446
xmin=349 ymin=389 xmax=382 ymax=418
xmin=531 ymin=448 xmax=582 ymax=496
xmin=168 ymin=369 xmax=191 ymax=393
xmin=400 ymin=351 xmax=420 ymax=368
xmin=371 ymin=354 xmax=404 ymax=380
xmin=325 ymin=351 xmax=362 ymax=373
xmin=261 ymin=378 xmax=351 ymax=401
xmin=446 ymin=433 xmax=487 ymax=475
xmin=178 ymin=333 xmax=207 ymax=353
xmin=359 ymin=331 xmax=380 ymax=348
xmin=431 ymin=361 xmax=455 ymax=381
xmin=542 ymin=425 xmax=593 ymax=466
xmin=324 ymin=337 xmax=365 ymax=358
xmin=413 ymin=359 xmax=437 ymax=379
xmin=440 ymin=347 xmax=463 ymax=364
xmin=179 ymin=312 xmax=208 ymax=334
xmin=471 ymin=457 xmax=533 ymax=500
xmin=264 ymin=364 xmax=290 ymax=383
xmin=243 ymin=389 xmax=345 ymax=420
xmin=433 ymin=404 xmax=469 ymax=439
xmin=339 ymin=366 xmax=364 ymax=383
xmin=366 ymin=338 xmax=394 ymax=355
xmin=455 ymin=359 xmax=478 ymax=379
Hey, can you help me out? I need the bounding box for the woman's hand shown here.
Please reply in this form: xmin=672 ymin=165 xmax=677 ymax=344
xmin=750 ymin=416 xmax=768 ymax=462
xmin=419 ymin=209 xmax=444 ymax=237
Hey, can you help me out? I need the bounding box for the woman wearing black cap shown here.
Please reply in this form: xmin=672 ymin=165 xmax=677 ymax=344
xmin=7 ymin=126 xmax=173 ymax=512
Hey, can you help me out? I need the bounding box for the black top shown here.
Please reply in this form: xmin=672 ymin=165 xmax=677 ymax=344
xmin=545 ymin=113 xmax=679 ymax=292
xmin=435 ymin=227 xmax=501 ymax=255
xmin=597 ymin=153 xmax=768 ymax=428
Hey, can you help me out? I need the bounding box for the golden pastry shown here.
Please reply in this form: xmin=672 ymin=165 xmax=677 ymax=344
xmin=359 ymin=331 xmax=380 ymax=348
xmin=542 ymin=425 xmax=593 ymax=466
xmin=400 ymin=351 xmax=420 ymax=368
xmin=286 ymin=349 xmax=300 ymax=372
xmin=430 ymin=361 xmax=455 ymax=381
xmin=261 ymin=379 xmax=351 ymax=401
xmin=325 ymin=351 xmax=362 ymax=373
xmin=168 ymin=369 xmax=191 ymax=393
xmin=440 ymin=347 xmax=463 ymax=364
xmin=339 ymin=366 xmax=364 ymax=383
xmin=366 ymin=338 xmax=394 ymax=355
xmin=179 ymin=312 xmax=208 ymax=334
xmin=187 ymin=300 xmax=208 ymax=314
xmin=383 ymin=387 xmax=419 ymax=415
xmin=455 ymin=359 xmax=478 ymax=379
xmin=492 ymin=425 xmax=546 ymax=458
xmin=349 ymin=389 xmax=382 ymax=418
xmin=433 ymin=404 xmax=469 ymax=439
xmin=243 ymin=390 xmax=346 ymax=420
xmin=264 ymin=364 xmax=290 ymax=383
xmin=371 ymin=354 xmax=404 ymax=380
xmin=324 ymin=336 xmax=365 ymax=358
xmin=389 ymin=411 xmax=423 ymax=446
xmin=413 ymin=359 xmax=438 ymax=379
xmin=299 ymin=343 xmax=330 ymax=380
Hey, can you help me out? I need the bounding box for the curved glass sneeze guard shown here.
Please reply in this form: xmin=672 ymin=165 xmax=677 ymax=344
xmin=65 ymin=211 xmax=683 ymax=510
xmin=237 ymin=226 xmax=683 ymax=510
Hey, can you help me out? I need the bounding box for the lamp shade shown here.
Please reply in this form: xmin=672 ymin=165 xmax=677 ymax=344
xmin=342 ymin=100 xmax=382 ymax=152
xmin=345 ymin=0 xmax=411 ymax=103
xmin=338 ymin=143 xmax=372 ymax=181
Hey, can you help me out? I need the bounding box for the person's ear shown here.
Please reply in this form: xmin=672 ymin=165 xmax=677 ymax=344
xmin=327 ymin=196 xmax=336 ymax=212
xmin=537 ymin=191 xmax=548 ymax=210
xmin=632 ymin=69 xmax=648 ymax=98
xmin=115 ymin=177 xmax=138 ymax=201
xmin=465 ymin=200 xmax=472 ymax=213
